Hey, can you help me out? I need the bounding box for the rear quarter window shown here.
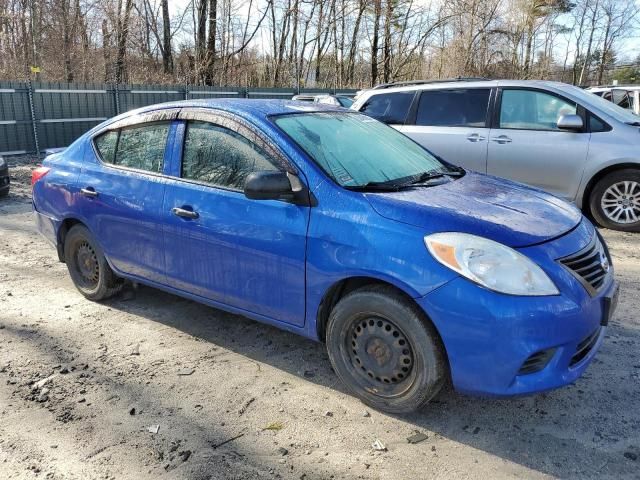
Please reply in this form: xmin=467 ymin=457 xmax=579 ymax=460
xmin=94 ymin=130 xmax=118 ymax=164
xmin=359 ymin=91 xmax=415 ymax=124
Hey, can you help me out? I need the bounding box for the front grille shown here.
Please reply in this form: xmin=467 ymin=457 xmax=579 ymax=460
xmin=518 ymin=348 xmax=556 ymax=375
xmin=570 ymin=327 xmax=601 ymax=367
xmin=559 ymin=234 xmax=610 ymax=295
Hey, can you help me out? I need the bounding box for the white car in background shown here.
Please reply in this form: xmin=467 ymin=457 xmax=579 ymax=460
xmin=588 ymin=86 xmax=640 ymax=115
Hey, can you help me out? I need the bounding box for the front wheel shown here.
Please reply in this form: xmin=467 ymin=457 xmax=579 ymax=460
xmin=589 ymin=169 xmax=640 ymax=232
xmin=63 ymin=224 xmax=123 ymax=301
xmin=326 ymin=285 xmax=447 ymax=414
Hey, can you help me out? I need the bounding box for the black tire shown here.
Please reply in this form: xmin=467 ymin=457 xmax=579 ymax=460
xmin=589 ymin=169 xmax=640 ymax=232
xmin=0 ymin=188 xmax=8 ymax=197
xmin=326 ymin=285 xmax=447 ymax=414
xmin=63 ymin=224 xmax=123 ymax=301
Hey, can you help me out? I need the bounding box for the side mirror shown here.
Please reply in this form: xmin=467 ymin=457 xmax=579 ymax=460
xmin=244 ymin=171 xmax=295 ymax=201
xmin=557 ymin=114 xmax=583 ymax=131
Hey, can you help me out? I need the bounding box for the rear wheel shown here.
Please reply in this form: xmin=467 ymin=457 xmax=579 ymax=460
xmin=590 ymin=169 xmax=640 ymax=232
xmin=326 ymin=285 xmax=447 ymax=414
xmin=63 ymin=224 xmax=123 ymax=301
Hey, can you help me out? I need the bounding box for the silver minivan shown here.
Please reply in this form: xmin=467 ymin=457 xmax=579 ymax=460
xmin=352 ymin=79 xmax=640 ymax=231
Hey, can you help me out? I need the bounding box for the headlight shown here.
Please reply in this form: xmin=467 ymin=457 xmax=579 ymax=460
xmin=425 ymin=232 xmax=559 ymax=296
xmin=0 ymin=157 xmax=5 ymax=168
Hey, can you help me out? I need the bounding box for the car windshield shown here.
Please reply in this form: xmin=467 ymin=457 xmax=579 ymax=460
xmin=273 ymin=112 xmax=452 ymax=187
xmin=562 ymin=84 xmax=640 ymax=123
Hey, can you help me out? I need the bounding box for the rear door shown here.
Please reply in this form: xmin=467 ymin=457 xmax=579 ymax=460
xmin=400 ymin=88 xmax=492 ymax=172
xmin=486 ymin=88 xmax=590 ymax=200
xmin=79 ymin=111 xmax=178 ymax=283
xmin=162 ymin=111 xmax=309 ymax=326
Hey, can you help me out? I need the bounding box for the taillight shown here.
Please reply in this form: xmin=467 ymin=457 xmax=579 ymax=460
xmin=31 ymin=166 xmax=51 ymax=186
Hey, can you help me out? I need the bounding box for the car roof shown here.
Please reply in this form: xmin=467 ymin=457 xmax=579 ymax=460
xmin=360 ymin=79 xmax=581 ymax=95
xmin=588 ymin=85 xmax=640 ymax=91
xmin=117 ymin=98 xmax=344 ymax=124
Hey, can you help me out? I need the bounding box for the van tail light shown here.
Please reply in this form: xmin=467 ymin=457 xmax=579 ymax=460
xmin=31 ymin=166 xmax=51 ymax=186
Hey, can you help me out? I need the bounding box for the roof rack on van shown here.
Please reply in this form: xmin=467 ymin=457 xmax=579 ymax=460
xmin=372 ymin=77 xmax=491 ymax=90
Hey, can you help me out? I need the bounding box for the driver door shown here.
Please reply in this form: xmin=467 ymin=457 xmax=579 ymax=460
xmin=487 ymin=88 xmax=590 ymax=201
xmin=162 ymin=112 xmax=309 ymax=326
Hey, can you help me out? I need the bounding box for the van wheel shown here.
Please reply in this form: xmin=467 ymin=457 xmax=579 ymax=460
xmin=590 ymin=169 xmax=640 ymax=232
xmin=326 ymin=285 xmax=447 ymax=414
xmin=64 ymin=224 xmax=123 ymax=301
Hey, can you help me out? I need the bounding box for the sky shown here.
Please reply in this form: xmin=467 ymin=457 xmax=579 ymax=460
xmin=166 ymin=0 xmax=640 ymax=64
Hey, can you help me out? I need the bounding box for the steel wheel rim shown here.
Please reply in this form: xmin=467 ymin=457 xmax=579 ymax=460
xmin=74 ymin=241 xmax=99 ymax=287
xmin=344 ymin=315 xmax=416 ymax=398
xmin=601 ymin=180 xmax=640 ymax=224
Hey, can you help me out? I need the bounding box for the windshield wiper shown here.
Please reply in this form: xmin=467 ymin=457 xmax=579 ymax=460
xmin=344 ymin=168 xmax=464 ymax=192
xmin=626 ymin=121 xmax=640 ymax=126
xmin=396 ymin=169 xmax=464 ymax=187
xmin=343 ymin=182 xmax=407 ymax=192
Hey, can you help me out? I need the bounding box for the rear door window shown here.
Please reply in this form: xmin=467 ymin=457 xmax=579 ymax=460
xmin=115 ymin=123 xmax=170 ymax=173
xmin=415 ymin=89 xmax=490 ymax=127
xmin=359 ymin=92 xmax=415 ymax=124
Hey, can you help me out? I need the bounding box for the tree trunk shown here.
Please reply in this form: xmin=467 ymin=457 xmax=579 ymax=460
xmin=102 ymin=19 xmax=111 ymax=82
xmin=161 ymin=0 xmax=174 ymax=75
xmin=115 ymin=0 xmax=134 ymax=84
xmin=371 ymin=0 xmax=381 ymax=86
xmin=578 ymin=0 xmax=600 ymax=86
xmin=382 ymin=0 xmax=393 ymax=83
xmin=62 ymin=0 xmax=74 ymax=82
xmin=314 ymin=0 xmax=325 ymax=85
xmin=597 ymin=13 xmax=612 ymax=85
xmin=196 ymin=0 xmax=208 ymax=83
xmin=204 ymin=0 xmax=217 ymax=84
xmin=346 ymin=0 xmax=365 ymax=84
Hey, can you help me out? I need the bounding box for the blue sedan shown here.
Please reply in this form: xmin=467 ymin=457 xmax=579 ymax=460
xmin=32 ymin=99 xmax=618 ymax=413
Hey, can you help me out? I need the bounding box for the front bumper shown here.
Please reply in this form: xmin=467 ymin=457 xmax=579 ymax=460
xmin=418 ymin=220 xmax=616 ymax=397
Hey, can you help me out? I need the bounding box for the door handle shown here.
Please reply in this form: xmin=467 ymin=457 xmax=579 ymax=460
xmin=171 ymin=207 xmax=199 ymax=219
xmin=466 ymin=133 xmax=486 ymax=143
xmin=491 ymin=135 xmax=512 ymax=144
xmin=80 ymin=187 xmax=98 ymax=198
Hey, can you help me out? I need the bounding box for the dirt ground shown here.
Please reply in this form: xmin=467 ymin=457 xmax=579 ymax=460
xmin=1 ymin=156 xmax=639 ymax=480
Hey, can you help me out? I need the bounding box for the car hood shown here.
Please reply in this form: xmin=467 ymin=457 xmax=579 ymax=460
xmin=365 ymin=172 xmax=582 ymax=248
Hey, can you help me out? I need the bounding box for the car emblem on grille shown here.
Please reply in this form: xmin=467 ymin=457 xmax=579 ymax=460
xmin=600 ymin=251 xmax=610 ymax=273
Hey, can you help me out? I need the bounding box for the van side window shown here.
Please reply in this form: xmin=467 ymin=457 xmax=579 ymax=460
xmin=415 ymin=89 xmax=490 ymax=127
xmin=499 ymin=90 xmax=577 ymax=131
xmin=115 ymin=122 xmax=170 ymax=173
xmin=182 ymin=121 xmax=279 ymax=190
xmin=359 ymin=92 xmax=415 ymax=124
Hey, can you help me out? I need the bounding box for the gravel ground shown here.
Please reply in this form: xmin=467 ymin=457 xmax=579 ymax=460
xmin=1 ymin=157 xmax=639 ymax=480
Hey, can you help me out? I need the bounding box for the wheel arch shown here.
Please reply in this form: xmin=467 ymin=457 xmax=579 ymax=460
xmin=581 ymin=162 xmax=640 ymax=212
xmin=56 ymin=217 xmax=86 ymax=262
xmin=315 ymin=276 xmax=448 ymax=354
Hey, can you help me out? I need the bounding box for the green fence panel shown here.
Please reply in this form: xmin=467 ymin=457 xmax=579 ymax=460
xmin=186 ymin=85 xmax=246 ymax=100
xmin=30 ymin=81 xmax=117 ymax=150
xmin=0 ymin=81 xmax=33 ymax=155
xmin=118 ymin=84 xmax=186 ymax=113
xmin=246 ymin=87 xmax=296 ymax=100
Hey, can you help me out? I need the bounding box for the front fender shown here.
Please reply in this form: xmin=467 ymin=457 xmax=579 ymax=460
xmin=304 ymin=182 xmax=459 ymax=339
